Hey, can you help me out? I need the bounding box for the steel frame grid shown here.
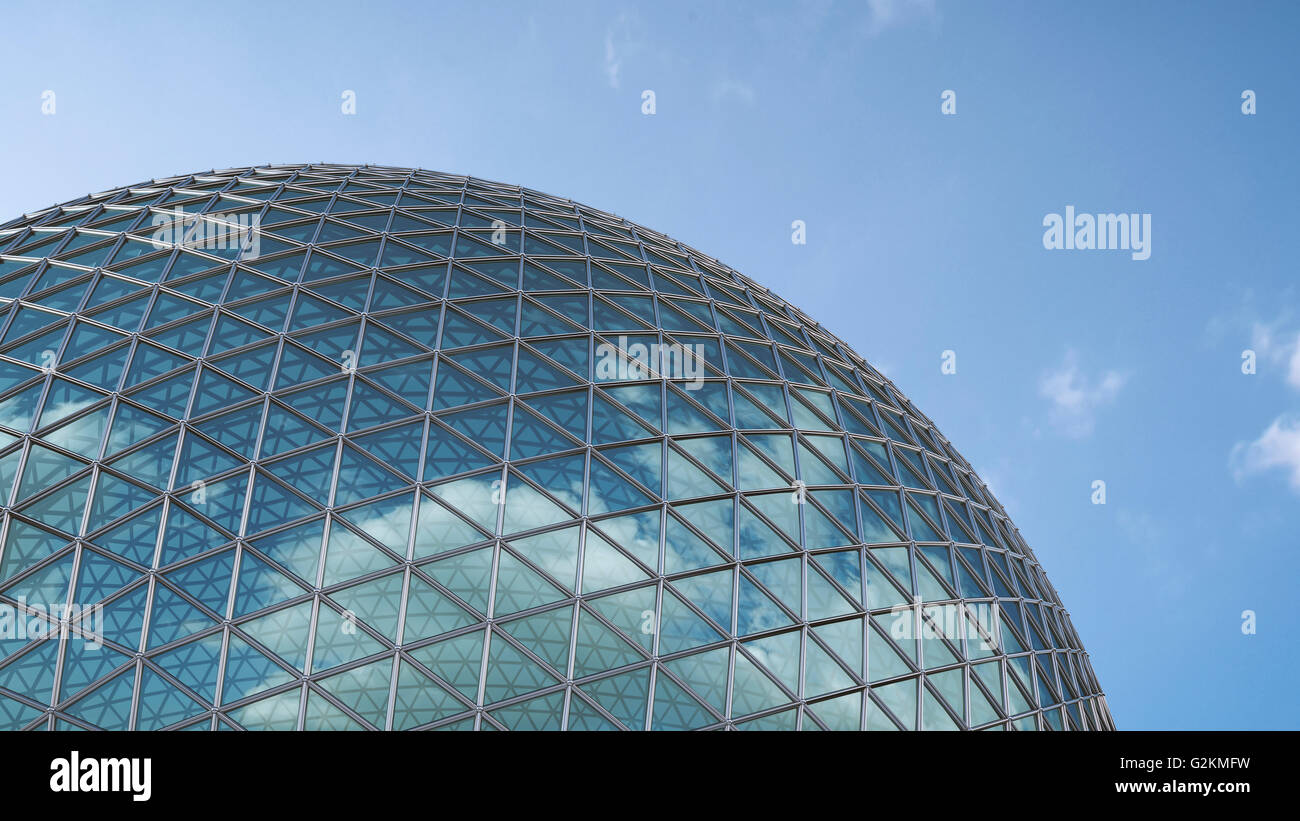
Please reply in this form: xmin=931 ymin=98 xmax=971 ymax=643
xmin=0 ymin=165 xmax=1112 ymax=731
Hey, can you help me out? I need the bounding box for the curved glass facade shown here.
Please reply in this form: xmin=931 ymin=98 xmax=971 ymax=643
xmin=0 ymin=164 xmax=1110 ymax=730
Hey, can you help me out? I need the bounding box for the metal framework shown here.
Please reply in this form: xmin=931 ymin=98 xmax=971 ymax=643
xmin=0 ymin=164 xmax=1113 ymax=730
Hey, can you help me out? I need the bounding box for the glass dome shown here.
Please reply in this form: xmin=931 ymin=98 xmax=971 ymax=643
xmin=0 ymin=164 xmax=1110 ymax=730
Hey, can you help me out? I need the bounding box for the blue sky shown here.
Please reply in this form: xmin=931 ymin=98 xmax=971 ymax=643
xmin=2 ymin=0 xmax=1296 ymax=729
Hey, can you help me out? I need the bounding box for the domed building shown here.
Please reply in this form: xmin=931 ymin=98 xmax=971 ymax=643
xmin=0 ymin=164 xmax=1111 ymax=730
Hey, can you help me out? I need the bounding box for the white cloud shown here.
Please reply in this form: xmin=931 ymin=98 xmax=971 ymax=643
xmin=1116 ymin=510 xmax=1166 ymax=548
xmin=346 ymin=499 xmax=414 ymax=552
xmin=1250 ymin=320 xmax=1300 ymax=390
xmin=594 ymin=515 xmax=658 ymax=567
xmin=1211 ymin=297 xmax=1300 ymax=495
xmin=974 ymin=463 xmax=1017 ymax=519
xmin=603 ymin=13 xmax=639 ymax=89
xmin=1203 ymin=293 xmax=1300 ymax=390
xmin=1038 ymin=350 xmax=1126 ymax=438
xmin=603 ymin=35 xmax=622 ymax=88
xmin=712 ymin=78 xmax=756 ymax=105
xmin=862 ymin=0 xmax=939 ymax=36
xmin=1230 ymin=413 xmax=1300 ymax=493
